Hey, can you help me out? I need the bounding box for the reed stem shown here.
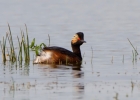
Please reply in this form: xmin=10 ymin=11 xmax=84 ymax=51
xmin=48 ymin=34 xmax=50 ymax=46
xmin=127 ymin=38 xmax=138 ymax=55
xmin=132 ymin=50 xmax=134 ymax=62
xmin=0 ymin=24 xmax=31 ymax=65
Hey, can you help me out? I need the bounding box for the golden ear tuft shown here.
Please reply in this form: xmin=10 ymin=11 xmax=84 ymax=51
xmin=71 ymin=34 xmax=79 ymax=44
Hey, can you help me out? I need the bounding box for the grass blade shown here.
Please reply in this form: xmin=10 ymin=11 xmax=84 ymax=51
xmin=25 ymin=24 xmax=30 ymax=61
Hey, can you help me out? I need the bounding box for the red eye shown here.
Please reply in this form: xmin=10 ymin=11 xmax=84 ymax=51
xmin=78 ymin=38 xmax=80 ymax=40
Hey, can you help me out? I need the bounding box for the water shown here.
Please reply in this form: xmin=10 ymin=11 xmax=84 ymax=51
xmin=0 ymin=0 xmax=140 ymax=100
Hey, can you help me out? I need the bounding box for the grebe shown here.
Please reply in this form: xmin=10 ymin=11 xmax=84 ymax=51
xmin=33 ymin=32 xmax=86 ymax=65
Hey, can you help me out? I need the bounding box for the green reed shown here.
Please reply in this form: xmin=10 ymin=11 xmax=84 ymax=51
xmin=17 ymin=36 xmax=22 ymax=62
xmin=22 ymin=32 xmax=28 ymax=62
xmin=0 ymin=24 xmax=30 ymax=64
xmin=0 ymin=33 xmax=8 ymax=62
xmin=25 ymin=24 xmax=30 ymax=61
xmin=30 ymin=38 xmax=46 ymax=56
xmin=19 ymin=27 xmax=30 ymax=64
xmin=8 ymin=24 xmax=17 ymax=62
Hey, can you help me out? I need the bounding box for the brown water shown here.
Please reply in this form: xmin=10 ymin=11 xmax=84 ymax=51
xmin=0 ymin=0 xmax=140 ymax=100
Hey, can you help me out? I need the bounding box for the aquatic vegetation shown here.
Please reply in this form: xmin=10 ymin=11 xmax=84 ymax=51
xmin=0 ymin=33 xmax=7 ymax=62
xmin=29 ymin=34 xmax=51 ymax=56
xmin=0 ymin=24 xmax=30 ymax=64
xmin=127 ymin=38 xmax=138 ymax=62
xmin=0 ymin=24 xmax=52 ymax=65
xmin=127 ymin=38 xmax=138 ymax=55
xmin=29 ymin=38 xmax=46 ymax=56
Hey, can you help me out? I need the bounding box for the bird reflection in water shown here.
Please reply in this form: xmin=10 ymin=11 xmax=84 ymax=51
xmin=72 ymin=65 xmax=84 ymax=100
xmin=35 ymin=64 xmax=84 ymax=99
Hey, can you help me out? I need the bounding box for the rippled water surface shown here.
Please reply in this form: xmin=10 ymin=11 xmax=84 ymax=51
xmin=0 ymin=0 xmax=140 ymax=100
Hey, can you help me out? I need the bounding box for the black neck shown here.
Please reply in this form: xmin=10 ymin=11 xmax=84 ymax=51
xmin=71 ymin=44 xmax=82 ymax=60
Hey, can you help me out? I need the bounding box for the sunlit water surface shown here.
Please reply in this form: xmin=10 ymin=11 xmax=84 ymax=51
xmin=0 ymin=0 xmax=140 ymax=100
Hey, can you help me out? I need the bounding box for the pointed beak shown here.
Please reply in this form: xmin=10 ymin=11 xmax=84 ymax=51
xmin=80 ymin=40 xmax=86 ymax=43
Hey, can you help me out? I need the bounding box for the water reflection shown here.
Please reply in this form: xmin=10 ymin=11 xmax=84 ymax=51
xmin=36 ymin=64 xmax=85 ymax=100
xmin=72 ymin=65 xmax=84 ymax=100
xmin=72 ymin=65 xmax=83 ymax=78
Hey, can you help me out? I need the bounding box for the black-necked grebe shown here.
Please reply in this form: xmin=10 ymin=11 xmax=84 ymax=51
xmin=33 ymin=32 xmax=86 ymax=65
